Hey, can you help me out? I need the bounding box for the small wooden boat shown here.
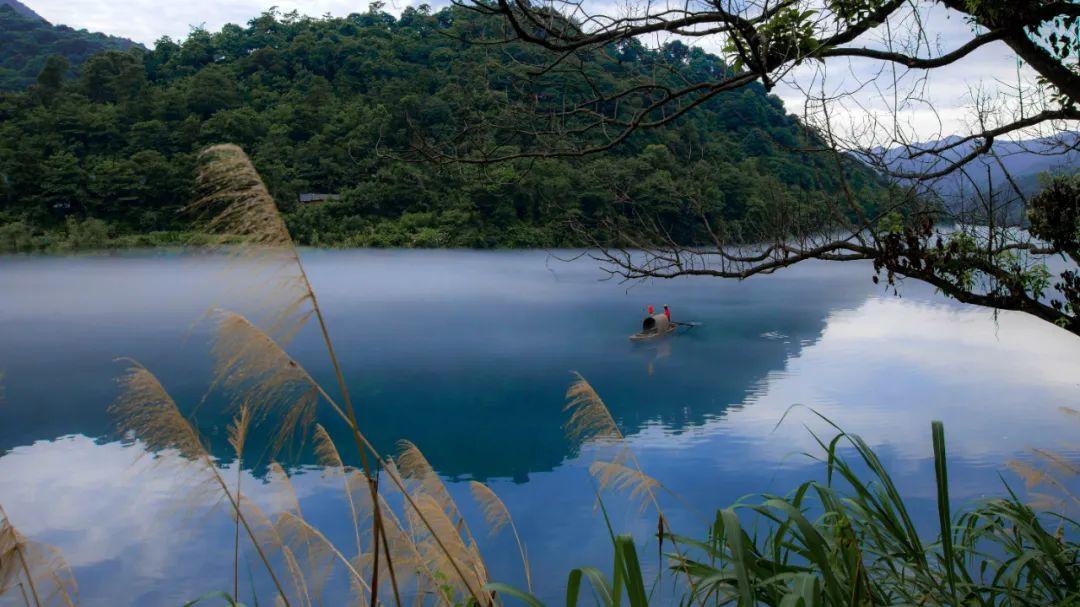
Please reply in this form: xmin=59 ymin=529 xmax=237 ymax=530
xmin=629 ymin=314 xmax=677 ymax=341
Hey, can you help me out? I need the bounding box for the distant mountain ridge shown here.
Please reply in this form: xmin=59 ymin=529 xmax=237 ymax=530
xmin=0 ymin=1 xmax=142 ymax=92
xmin=879 ymin=133 xmax=1079 ymax=220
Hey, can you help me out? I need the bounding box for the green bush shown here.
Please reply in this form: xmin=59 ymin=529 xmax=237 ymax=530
xmin=0 ymin=220 xmax=36 ymax=252
xmin=61 ymin=217 xmax=110 ymax=250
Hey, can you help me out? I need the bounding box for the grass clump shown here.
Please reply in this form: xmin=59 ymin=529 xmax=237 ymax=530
xmin=661 ymin=419 xmax=1080 ymax=607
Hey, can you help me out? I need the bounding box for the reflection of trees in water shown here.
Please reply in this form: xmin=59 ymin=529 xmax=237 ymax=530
xmin=0 ymin=259 xmax=876 ymax=482
xmin=335 ymin=276 xmax=874 ymax=482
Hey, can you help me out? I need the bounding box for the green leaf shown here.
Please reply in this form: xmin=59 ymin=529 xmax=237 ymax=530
xmin=615 ymin=536 xmax=648 ymax=607
xmin=933 ymin=420 xmax=959 ymax=605
xmin=182 ymin=591 xmax=245 ymax=607
xmin=720 ymin=508 xmax=755 ymax=606
xmin=484 ymin=582 xmax=546 ymax=607
xmin=570 ymin=567 xmax=615 ymax=607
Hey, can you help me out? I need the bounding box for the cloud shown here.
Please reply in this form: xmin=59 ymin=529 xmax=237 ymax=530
xmin=0 ymin=435 xmax=345 ymax=604
xmin=620 ymin=297 xmax=1080 ymax=467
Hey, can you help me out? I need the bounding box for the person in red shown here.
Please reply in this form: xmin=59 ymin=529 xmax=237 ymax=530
xmin=663 ymin=305 xmax=671 ymax=320
xmin=647 ymin=305 xmax=655 ymax=315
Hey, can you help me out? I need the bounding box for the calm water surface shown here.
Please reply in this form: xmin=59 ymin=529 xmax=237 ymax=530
xmin=1 ymin=249 xmax=1078 ymax=605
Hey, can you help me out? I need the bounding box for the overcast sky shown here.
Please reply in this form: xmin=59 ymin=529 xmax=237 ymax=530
xmin=25 ymin=0 xmax=1042 ymax=142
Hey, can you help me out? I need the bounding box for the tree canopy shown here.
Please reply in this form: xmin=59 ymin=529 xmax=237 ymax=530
xmin=0 ymin=5 xmax=888 ymax=250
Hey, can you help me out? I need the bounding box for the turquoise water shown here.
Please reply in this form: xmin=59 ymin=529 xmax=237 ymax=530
xmin=1 ymin=249 xmax=1078 ymax=605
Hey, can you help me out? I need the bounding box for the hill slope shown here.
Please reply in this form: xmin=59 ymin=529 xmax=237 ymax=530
xmin=882 ymin=134 xmax=1079 ymax=222
xmin=0 ymin=6 xmax=886 ymax=248
xmin=0 ymin=3 xmax=141 ymax=92
xmin=0 ymin=0 xmax=41 ymax=20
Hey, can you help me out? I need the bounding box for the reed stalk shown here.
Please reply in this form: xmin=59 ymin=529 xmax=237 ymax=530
xmin=564 ymin=373 xmax=701 ymax=602
xmin=110 ymin=362 xmax=293 ymax=607
xmin=192 ymin=144 xmax=406 ymax=605
xmin=470 ymin=481 xmax=532 ymax=592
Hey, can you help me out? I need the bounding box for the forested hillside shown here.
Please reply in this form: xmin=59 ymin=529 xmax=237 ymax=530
xmin=0 ymin=0 xmax=39 ymax=20
xmin=0 ymin=3 xmax=141 ymax=92
xmin=0 ymin=5 xmax=887 ymax=249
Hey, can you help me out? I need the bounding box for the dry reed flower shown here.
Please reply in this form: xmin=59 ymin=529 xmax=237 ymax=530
xmin=313 ymin=424 xmax=344 ymax=470
xmin=237 ymin=494 xmax=311 ymax=607
xmin=468 ymin=482 xmax=511 ymax=536
xmin=364 ymin=492 xmax=437 ymax=605
xmin=564 ymin=374 xmax=700 ymax=599
xmin=1032 ymin=447 xmax=1080 ymax=476
xmin=408 ymin=494 xmax=487 ymax=602
xmin=112 ymin=361 xmax=295 ymax=606
xmin=1008 ymin=460 xmax=1050 ymax=490
xmin=395 ymin=441 xmax=474 ymax=542
xmin=190 ymin=144 xmax=314 ymax=343
xmin=229 ymin=405 xmax=252 ymax=601
xmin=111 ymin=361 xmax=208 ymax=460
xmin=272 ymin=509 xmax=337 ymax=604
xmin=0 ymin=506 xmax=77 ymax=607
xmin=1007 ymin=407 xmax=1080 ymax=513
xmin=589 ymin=458 xmax=662 ymax=513
xmin=208 ymin=311 xmax=485 ymax=605
xmin=469 ymin=482 xmax=532 ymax=592
xmin=212 ymin=311 xmax=321 ymax=456
xmin=564 ymin=373 xmax=622 ymax=445
xmin=313 ymin=425 xmax=368 ymax=561
xmin=228 ymin=405 xmax=252 ymax=460
xmin=141 ymin=144 xmax=490 ymax=607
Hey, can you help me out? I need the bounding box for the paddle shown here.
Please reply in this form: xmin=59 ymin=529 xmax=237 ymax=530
xmin=672 ymin=321 xmax=702 ymax=328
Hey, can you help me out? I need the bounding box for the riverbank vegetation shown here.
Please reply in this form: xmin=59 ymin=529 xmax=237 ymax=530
xmin=0 ymin=216 xmax=219 ymax=252
xmin=0 ymin=4 xmax=889 ymax=251
xmin=3 ymin=145 xmax=1077 ymax=607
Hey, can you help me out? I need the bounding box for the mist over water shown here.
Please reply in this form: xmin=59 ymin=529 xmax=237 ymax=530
xmin=1 ymin=249 xmax=1078 ymax=605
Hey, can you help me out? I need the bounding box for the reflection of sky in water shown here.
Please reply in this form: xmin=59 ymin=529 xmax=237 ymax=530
xmin=1 ymin=250 xmax=1079 ymax=605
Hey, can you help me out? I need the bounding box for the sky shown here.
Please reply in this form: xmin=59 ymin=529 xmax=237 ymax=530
xmin=27 ymin=0 xmax=400 ymax=44
xmin=23 ymin=0 xmax=1049 ymax=141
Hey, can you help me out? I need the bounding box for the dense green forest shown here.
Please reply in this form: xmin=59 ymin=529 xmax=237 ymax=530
xmin=0 ymin=4 xmax=141 ymax=93
xmin=0 ymin=4 xmax=888 ymax=250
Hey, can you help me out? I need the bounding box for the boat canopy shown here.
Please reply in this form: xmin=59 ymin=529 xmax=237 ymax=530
xmin=642 ymin=314 xmax=671 ymax=333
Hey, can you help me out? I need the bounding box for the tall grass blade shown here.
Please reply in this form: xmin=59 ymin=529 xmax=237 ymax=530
xmin=718 ymin=509 xmax=754 ymax=607
xmin=229 ymin=405 xmax=252 ymax=603
xmin=614 ymin=536 xmax=648 ymax=607
xmin=570 ymin=568 xmax=615 ymax=607
xmin=482 ymin=583 xmax=545 ymax=607
xmin=931 ymin=421 xmax=958 ymax=605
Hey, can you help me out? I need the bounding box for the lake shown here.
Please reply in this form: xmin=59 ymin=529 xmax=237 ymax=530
xmin=1 ymin=249 xmax=1079 ymax=606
